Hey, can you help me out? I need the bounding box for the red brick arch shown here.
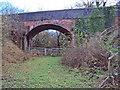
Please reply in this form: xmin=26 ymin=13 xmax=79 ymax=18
xmin=24 ymin=23 xmax=75 ymax=50
xmin=26 ymin=24 xmax=73 ymax=40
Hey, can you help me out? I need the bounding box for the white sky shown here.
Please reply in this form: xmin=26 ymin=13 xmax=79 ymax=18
xmin=0 ymin=0 xmax=119 ymax=12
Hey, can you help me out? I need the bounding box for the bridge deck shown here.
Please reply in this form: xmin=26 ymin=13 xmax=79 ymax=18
xmin=18 ymin=8 xmax=93 ymax=21
xmin=18 ymin=6 xmax=119 ymax=21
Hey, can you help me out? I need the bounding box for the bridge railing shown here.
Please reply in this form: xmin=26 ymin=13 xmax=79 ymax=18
xmin=30 ymin=47 xmax=64 ymax=56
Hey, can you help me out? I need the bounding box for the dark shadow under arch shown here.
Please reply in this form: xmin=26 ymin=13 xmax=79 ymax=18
xmin=26 ymin=24 xmax=72 ymax=40
xmin=25 ymin=24 xmax=73 ymax=48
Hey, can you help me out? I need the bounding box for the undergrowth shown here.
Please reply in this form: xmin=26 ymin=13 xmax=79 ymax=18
xmin=2 ymin=57 xmax=105 ymax=88
xmin=61 ymin=27 xmax=119 ymax=88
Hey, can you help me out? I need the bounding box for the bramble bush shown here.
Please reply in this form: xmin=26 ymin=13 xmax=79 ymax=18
xmin=61 ymin=36 xmax=110 ymax=70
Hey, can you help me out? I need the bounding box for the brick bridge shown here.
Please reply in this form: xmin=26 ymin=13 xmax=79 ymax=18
xmin=17 ymin=7 xmax=119 ymax=50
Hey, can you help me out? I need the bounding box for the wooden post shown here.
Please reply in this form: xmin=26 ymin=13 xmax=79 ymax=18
xmin=98 ymin=52 xmax=118 ymax=88
xmin=45 ymin=48 xmax=47 ymax=56
xmin=108 ymin=52 xmax=118 ymax=75
xmin=108 ymin=59 xmax=110 ymax=76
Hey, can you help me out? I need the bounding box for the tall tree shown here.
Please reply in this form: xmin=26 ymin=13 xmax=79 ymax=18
xmin=0 ymin=1 xmax=25 ymax=47
xmin=0 ymin=1 xmax=25 ymax=15
xmin=82 ymin=0 xmax=94 ymax=7
xmin=56 ymin=31 xmax=62 ymax=48
xmin=72 ymin=0 xmax=109 ymax=8
xmin=31 ymin=30 xmax=71 ymax=48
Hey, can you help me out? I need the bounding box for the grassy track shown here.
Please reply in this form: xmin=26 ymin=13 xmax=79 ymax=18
xmin=2 ymin=57 xmax=102 ymax=88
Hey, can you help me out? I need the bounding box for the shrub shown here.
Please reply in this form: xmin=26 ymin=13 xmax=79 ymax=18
xmin=29 ymin=49 xmax=43 ymax=57
xmin=61 ymin=46 xmax=92 ymax=68
xmin=61 ymin=37 xmax=110 ymax=70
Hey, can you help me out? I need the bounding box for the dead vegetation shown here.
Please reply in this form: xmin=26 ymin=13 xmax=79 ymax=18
xmin=2 ymin=39 xmax=31 ymax=66
xmin=29 ymin=49 xmax=43 ymax=57
xmin=61 ymin=27 xmax=119 ymax=88
xmin=61 ymin=37 xmax=109 ymax=70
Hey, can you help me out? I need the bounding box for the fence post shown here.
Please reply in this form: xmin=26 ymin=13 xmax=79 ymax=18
xmin=45 ymin=48 xmax=47 ymax=56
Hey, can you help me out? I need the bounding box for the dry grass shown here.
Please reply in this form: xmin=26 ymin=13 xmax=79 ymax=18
xmin=29 ymin=49 xmax=43 ymax=57
xmin=2 ymin=39 xmax=31 ymax=66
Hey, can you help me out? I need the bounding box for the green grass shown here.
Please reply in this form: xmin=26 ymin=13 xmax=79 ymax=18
xmin=2 ymin=57 xmax=103 ymax=88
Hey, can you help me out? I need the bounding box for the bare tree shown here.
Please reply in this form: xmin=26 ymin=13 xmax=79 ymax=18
xmin=95 ymin=0 xmax=108 ymax=7
xmin=116 ymin=1 xmax=120 ymax=6
xmin=0 ymin=1 xmax=24 ymax=15
xmin=0 ymin=1 xmax=25 ymax=47
xmin=71 ymin=0 xmax=109 ymax=9
xmin=102 ymin=0 xmax=108 ymax=7
xmin=82 ymin=0 xmax=94 ymax=7
xmin=56 ymin=31 xmax=62 ymax=48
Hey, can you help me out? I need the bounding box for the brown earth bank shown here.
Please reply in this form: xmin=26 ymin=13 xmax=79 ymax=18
xmin=2 ymin=39 xmax=43 ymax=66
xmin=2 ymin=39 xmax=31 ymax=66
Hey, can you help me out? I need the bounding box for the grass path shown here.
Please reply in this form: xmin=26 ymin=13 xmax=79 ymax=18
xmin=2 ymin=57 xmax=100 ymax=88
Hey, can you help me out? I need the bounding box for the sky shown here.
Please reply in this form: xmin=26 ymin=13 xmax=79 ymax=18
xmin=0 ymin=0 xmax=119 ymax=12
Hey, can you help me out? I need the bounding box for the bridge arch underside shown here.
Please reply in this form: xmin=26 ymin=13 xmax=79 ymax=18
xmin=26 ymin=24 xmax=73 ymax=49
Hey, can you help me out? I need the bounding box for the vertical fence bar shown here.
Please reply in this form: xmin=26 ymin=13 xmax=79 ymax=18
xmin=45 ymin=48 xmax=47 ymax=56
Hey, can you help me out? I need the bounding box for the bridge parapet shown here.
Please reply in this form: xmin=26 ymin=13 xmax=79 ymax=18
xmin=19 ymin=8 xmax=93 ymax=21
xmin=18 ymin=7 xmax=119 ymax=22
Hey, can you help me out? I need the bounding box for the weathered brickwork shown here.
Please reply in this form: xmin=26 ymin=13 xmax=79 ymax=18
xmin=24 ymin=19 xmax=75 ymax=36
xmin=17 ymin=7 xmax=120 ymax=50
xmin=23 ymin=19 xmax=76 ymax=50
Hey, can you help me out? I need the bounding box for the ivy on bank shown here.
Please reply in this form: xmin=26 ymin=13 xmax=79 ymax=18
xmin=73 ymin=6 xmax=116 ymax=46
